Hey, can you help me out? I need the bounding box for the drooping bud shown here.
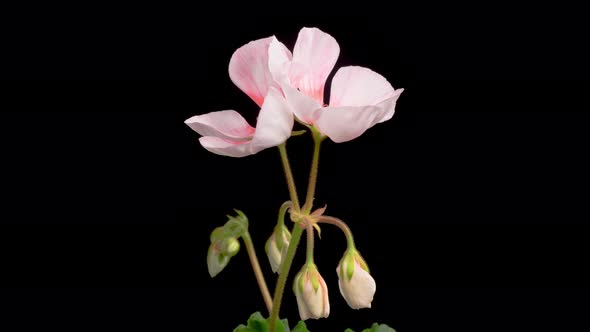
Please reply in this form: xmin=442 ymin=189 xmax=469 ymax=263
xmin=207 ymin=242 xmax=230 ymax=278
xmin=265 ymin=224 xmax=291 ymax=273
xmin=336 ymin=249 xmax=376 ymax=309
xmin=293 ymin=263 xmax=330 ymax=320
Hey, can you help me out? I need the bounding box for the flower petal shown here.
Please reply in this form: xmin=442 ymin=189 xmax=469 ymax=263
xmin=185 ymin=110 xmax=255 ymax=140
xmin=198 ymin=136 xmax=254 ymax=158
xmin=337 ymin=262 xmax=376 ymax=309
xmin=290 ymin=27 xmax=340 ymax=104
xmin=229 ymin=36 xmax=279 ymax=107
xmin=314 ymin=105 xmax=383 ymax=143
xmin=268 ymin=37 xmax=292 ymax=85
xmin=330 ymin=66 xmax=396 ymax=107
xmin=296 ymin=291 xmax=312 ymax=321
xmin=376 ymin=88 xmax=404 ymax=123
xmin=281 ymin=83 xmax=321 ymax=124
xmin=251 ymin=87 xmax=294 ymax=153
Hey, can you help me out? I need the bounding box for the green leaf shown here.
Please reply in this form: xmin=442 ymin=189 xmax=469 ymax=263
xmin=292 ymin=320 xmax=310 ymax=332
xmin=233 ymin=312 xmax=293 ymax=332
xmin=344 ymin=329 xmax=356 ymax=332
xmin=360 ymin=323 xmax=397 ymax=332
xmin=233 ymin=324 xmax=252 ymax=332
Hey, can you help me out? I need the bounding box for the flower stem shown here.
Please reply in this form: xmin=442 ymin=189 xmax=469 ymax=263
xmin=302 ymin=128 xmax=324 ymax=214
xmin=242 ymin=231 xmax=273 ymax=314
xmin=277 ymin=201 xmax=292 ymax=227
xmin=269 ymin=223 xmax=304 ymax=332
xmin=278 ymin=143 xmax=300 ymax=211
xmin=305 ymin=222 xmax=315 ymax=265
xmin=317 ymin=215 xmax=356 ymax=250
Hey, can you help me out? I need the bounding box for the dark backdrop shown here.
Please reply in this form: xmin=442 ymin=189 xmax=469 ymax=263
xmin=2 ymin=7 xmax=589 ymax=332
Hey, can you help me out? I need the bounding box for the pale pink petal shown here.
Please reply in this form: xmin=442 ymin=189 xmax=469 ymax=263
xmin=281 ymin=83 xmax=321 ymax=124
xmin=229 ymin=36 xmax=279 ymax=106
xmin=314 ymin=105 xmax=383 ymax=143
xmin=251 ymin=87 xmax=294 ymax=153
xmin=376 ymin=88 xmax=404 ymax=123
xmin=290 ymin=27 xmax=340 ymax=104
xmin=184 ymin=110 xmax=255 ymax=140
xmin=198 ymin=136 xmax=254 ymax=158
xmin=296 ymin=292 xmax=312 ymax=320
xmin=268 ymin=37 xmax=292 ymax=85
xmin=330 ymin=66 xmax=397 ymax=107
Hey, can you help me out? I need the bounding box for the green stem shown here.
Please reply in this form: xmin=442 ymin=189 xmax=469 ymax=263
xmin=317 ymin=215 xmax=356 ymax=250
xmin=278 ymin=144 xmax=300 ymax=211
xmin=268 ymin=223 xmax=304 ymax=332
xmin=277 ymin=201 xmax=292 ymax=227
xmin=242 ymin=232 xmax=273 ymax=314
xmin=302 ymin=129 xmax=324 ymax=214
xmin=305 ymin=222 xmax=314 ymax=265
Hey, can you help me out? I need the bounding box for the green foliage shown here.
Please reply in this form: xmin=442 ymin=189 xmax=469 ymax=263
xmin=233 ymin=312 xmax=297 ymax=332
xmin=234 ymin=312 xmax=395 ymax=332
xmin=346 ymin=323 xmax=397 ymax=332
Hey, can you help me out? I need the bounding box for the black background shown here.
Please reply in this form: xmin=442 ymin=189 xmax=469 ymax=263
xmin=2 ymin=6 xmax=590 ymax=332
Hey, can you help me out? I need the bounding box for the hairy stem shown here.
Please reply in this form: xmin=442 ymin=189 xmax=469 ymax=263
xmin=277 ymin=201 xmax=292 ymax=227
xmin=278 ymin=144 xmax=300 ymax=211
xmin=302 ymin=129 xmax=324 ymax=214
xmin=242 ymin=232 xmax=273 ymax=313
xmin=269 ymin=224 xmax=304 ymax=332
xmin=306 ymin=221 xmax=314 ymax=265
xmin=317 ymin=215 xmax=356 ymax=250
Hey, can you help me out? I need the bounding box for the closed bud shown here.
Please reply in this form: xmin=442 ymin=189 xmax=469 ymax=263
xmin=293 ymin=263 xmax=330 ymax=320
xmin=265 ymin=225 xmax=291 ymax=273
xmin=219 ymin=237 xmax=240 ymax=257
xmin=207 ymin=242 xmax=230 ymax=278
xmin=336 ymin=249 xmax=376 ymax=309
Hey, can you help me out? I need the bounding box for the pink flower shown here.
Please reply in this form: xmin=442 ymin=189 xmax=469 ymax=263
xmin=185 ymin=37 xmax=294 ymax=157
xmin=269 ymin=27 xmax=404 ymax=143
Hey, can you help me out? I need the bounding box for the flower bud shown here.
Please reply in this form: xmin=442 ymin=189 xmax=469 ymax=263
xmin=265 ymin=225 xmax=291 ymax=273
xmin=219 ymin=237 xmax=240 ymax=257
xmin=293 ymin=263 xmax=330 ymax=320
xmin=336 ymin=249 xmax=376 ymax=309
xmin=207 ymin=242 xmax=230 ymax=278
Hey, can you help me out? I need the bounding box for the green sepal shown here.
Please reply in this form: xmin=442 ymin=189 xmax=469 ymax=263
xmin=222 ymin=209 xmax=249 ymax=238
xmin=274 ymin=225 xmax=291 ymax=252
xmin=290 ymin=129 xmax=307 ymax=137
xmin=219 ymin=237 xmax=240 ymax=257
xmin=210 ymin=226 xmax=225 ymax=243
xmin=308 ymin=265 xmax=320 ymax=293
xmin=265 ymin=236 xmax=271 ymax=256
xmin=293 ymin=270 xmax=305 ymax=294
xmin=345 ymin=251 xmax=356 ymax=281
xmin=354 ymin=251 xmax=370 ymax=273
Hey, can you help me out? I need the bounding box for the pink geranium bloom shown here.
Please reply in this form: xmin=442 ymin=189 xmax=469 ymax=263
xmin=185 ymin=37 xmax=294 ymax=157
xmin=269 ymin=27 xmax=404 ymax=143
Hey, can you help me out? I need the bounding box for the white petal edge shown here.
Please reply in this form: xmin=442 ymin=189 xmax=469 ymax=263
xmin=281 ymin=83 xmax=321 ymax=124
xmin=313 ymin=105 xmax=383 ymax=143
xmin=185 ymin=110 xmax=255 ymax=140
xmin=330 ymin=66 xmax=397 ymax=107
xmin=268 ymin=37 xmax=292 ymax=85
xmin=250 ymin=87 xmax=294 ymax=153
xmin=198 ymin=136 xmax=254 ymax=158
